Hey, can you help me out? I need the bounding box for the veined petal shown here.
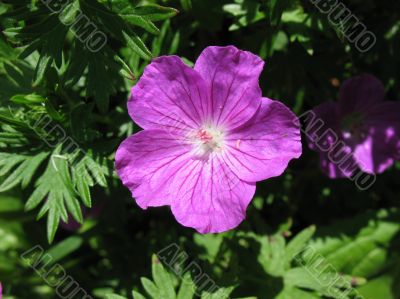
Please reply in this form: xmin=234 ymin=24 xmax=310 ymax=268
xmin=117 ymin=130 xmax=256 ymax=233
xmin=170 ymin=156 xmax=256 ymax=233
xmin=115 ymin=130 xmax=192 ymax=208
xmin=129 ymin=56 xmax=210 ymax=134
xmin=115 ymin=129 xmax=256 ymax=232
xmin=338 ymin=74 xmax=385 ymax=116
xmin=223 ymin=98 xmax=302 ymax=182
xmin=194 ymin=46 xmax=264 ymax=130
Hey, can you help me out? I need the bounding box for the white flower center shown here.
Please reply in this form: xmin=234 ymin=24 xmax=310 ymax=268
xmin=190 ymin=126 xmax=225 ymax=159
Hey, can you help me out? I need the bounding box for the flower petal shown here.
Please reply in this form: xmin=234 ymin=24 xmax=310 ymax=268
xmin=115 ymin=130 xmax=192 ymax=208
xmin=117 ymin=130 xmax=256 ymax=233
xmin=129 ymin=56 xmax=210 ymax=133
xmin=354 ymin=131 xmax=400 ymax=173
xmin=306 ymin=101 xmax=367 ymax=178
xmin=170 ymin=156 xmax=256 ymax=233
xmin=353 ymin=135 xmax=395 ymax=174
xmin=338 ymin=74 xmax=385 ymax=116
xmin=222 ymin=98 xmax=302 ymax=182
xmin=353 ymin=102 xmax=400 ymax=173
xmin=364 ymin=101 xmax=400 ymax=126
xmin=319 ymin=150 xmax=357 ymax=178
xmin=305 ymin=101 xmax=340 ymax=151
xmin=194 ymin=46 xmax=264 ymax=129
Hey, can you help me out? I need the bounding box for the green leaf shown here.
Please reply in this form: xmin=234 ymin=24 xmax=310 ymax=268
xmin=58 ymin=0 xmax=80 ymax=24
xmin=269 ymin=0 xmax=290 ymax=26
xmin=277 ymin=287 xmax=320 ymax=299
xmin=152 ymin=20 xmax=169 ymax=56
xmin=201 ymin=286 xmax=234 ymax=299
xmin=123 ymin=31 xmax=153 ymax=60
xmin=10 ymin=93 xmax=45 ymax=105
xmin=33 ymin=53 xmax=52 ymax=86
xmin=86 ymin=54 xmax=113 ymax=113
xmin=180 ymin=0 xmax=192 ymax=11
xmin=122 ymin=14 xmax=160 ymax=35
xmin=357 ymin=275 xmax=396 ymax=299
xmin=0 ymin=152 xmax=48 ymax=192
xmin=152 ymin=254 xmax=176 ymax=299
xmin=114 ymin=55 xmax=136 ymax=81
xmin=351 ymin=247 xmax=387 ymax=277
xmin=46 ymin=236 xmax=83 ymax=264
xmin=132 ymin=291 xmax=147 ymax=299
xmin=25 ymin=152 xmax=82 ymax=243
xmin=284 ymin=267 xmax=353 ymax=299
xmin=75 ymin=172 xmax=92 ymax=208
xmin=129 ymin=5 xmax=179 ymax=22
xmin=141 ymin=277 xmax=160 ymax=298
xmin=105 ymin=295 xmax=128 ymax=299
xmin=286 ymin=225 xmax=316 ymax=263
xmin=47 ymin=201 xmax=61 ymax=244
xmin=258 ymin=234 xmax=286 ymax=276
xmin=177 ymin=272 xmax=195 ymax=299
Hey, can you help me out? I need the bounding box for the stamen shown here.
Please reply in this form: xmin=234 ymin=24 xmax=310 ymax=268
xmin=197 ymin=129 xmax=214 ymax=144
xmin=191 ymin=126 xmax=225 ymax=160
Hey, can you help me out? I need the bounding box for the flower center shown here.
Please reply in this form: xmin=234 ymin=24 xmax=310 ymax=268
xmin=340 ymin=112 xmax=365 ymax=140
xmin=197 ymin=129 xmax=214 ymax=144
xmin=191 ymin=126 xmax=225 ymax=159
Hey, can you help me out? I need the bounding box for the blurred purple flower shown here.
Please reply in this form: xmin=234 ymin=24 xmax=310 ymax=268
xmin=0 ymin=282 xmax=2 ymax=299
xmin=115 ymin=46 xmax=302 ymax=233
xmin=307 ymin=74 xmax=400 ymax=178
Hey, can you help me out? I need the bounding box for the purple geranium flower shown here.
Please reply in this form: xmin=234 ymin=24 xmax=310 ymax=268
xmin=116 ymin=46 xmax=302 ymax=233
xmin=306 ymin=74 xmax=400 ymax=178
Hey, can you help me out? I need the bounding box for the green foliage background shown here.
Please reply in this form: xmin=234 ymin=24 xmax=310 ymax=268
xmin=0 ymin=0 xmax=399 ymax=298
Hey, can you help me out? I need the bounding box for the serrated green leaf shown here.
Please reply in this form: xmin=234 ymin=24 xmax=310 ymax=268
xmin=0 ymin=152 xmax=48 ymax=192
xmin=21 ymin=152 xmax=49 ymax=188
xmin=23 ymin=152 xmax=83 ymax=243
xmin=0 ymin=154 xmax=26 ymax=176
